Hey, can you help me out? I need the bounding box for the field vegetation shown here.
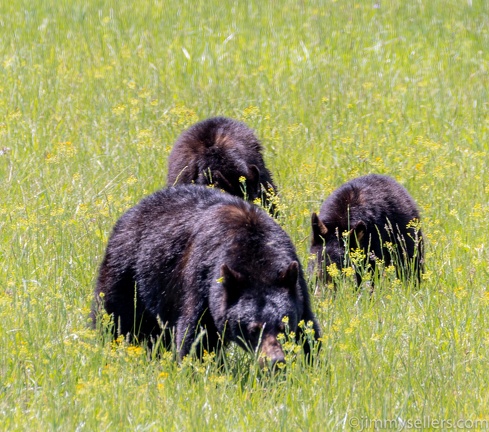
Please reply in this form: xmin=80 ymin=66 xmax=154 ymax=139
xmin=2 ymin=0 xmax=489 ymax=430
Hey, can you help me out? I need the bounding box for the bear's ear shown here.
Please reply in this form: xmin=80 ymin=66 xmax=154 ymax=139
xmin=311 ymin=212 xmax=328 ymax=244
xmin=221 ymin=264 xmax=245 ymax=305
xmin=278 ymin=261 xmax=299 ymax=292
xmin=247 ymin=165 xmax=261 ymax=190
xmin=349 ymin=221 xmax=366 ymax=248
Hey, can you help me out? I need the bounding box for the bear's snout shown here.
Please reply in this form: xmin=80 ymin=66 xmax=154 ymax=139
xmin=259 ymin=334 xmax=285 ymax=368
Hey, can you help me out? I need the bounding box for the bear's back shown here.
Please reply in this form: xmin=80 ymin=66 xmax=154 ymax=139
xmin=167 ymin=117 xmax=264 ymax=185
xmin=319 ymin=174 xmax=420 ymax=232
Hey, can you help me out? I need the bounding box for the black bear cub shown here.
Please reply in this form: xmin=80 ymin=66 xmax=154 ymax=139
xmin=310 ymin=174 xmax=424 ymax=285
xmin=94 ymin=185 xmax=320 ymax=366
xmin=166 ymin=117 xmax=279 ymax=215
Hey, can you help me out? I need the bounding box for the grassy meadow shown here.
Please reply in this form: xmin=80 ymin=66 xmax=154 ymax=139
xmin=2 ymin=0 xmax=489 ymax=429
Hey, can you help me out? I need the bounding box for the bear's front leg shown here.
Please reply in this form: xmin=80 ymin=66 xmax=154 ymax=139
xmin=175 ymin=309 xmax=220 ymax=361
xmin=175 ymin=315 xmax=198 ymax=360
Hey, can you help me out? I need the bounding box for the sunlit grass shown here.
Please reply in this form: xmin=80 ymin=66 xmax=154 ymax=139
xmin=2 ymin=0 xmax=489 ymax=429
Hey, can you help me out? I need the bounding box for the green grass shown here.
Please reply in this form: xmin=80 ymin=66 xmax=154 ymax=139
xmin=2 ymin=0 xmax=489 ymax=429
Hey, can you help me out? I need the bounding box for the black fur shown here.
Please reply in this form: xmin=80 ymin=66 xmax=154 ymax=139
xmin=167 ymin=117 xmax=278 ymax=215
xmin=93 ymin=185 xmax=319 ymax=364
xmin=310 ymin=174 xmax=424 ymax=285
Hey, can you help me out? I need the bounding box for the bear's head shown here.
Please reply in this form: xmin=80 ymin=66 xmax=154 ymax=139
xmin=198 ymin=164 xmax=262 ymax=203
xmin=214 ymin=261 xmax=302 ymax=368
xmin=310 ymin=212 xmax=365 ymax=283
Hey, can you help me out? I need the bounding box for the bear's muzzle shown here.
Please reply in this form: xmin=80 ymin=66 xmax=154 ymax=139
xmin=258 ymin=334 xmax=285 ymax=368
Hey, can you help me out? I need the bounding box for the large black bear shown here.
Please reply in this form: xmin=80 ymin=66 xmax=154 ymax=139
xmin=166 ymin=117 xmax=279 ymax=215
xmin=93 ymin=185 xmax=320 ymax=365
xmin=310 ymin=174 xmax=424 ymax=285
